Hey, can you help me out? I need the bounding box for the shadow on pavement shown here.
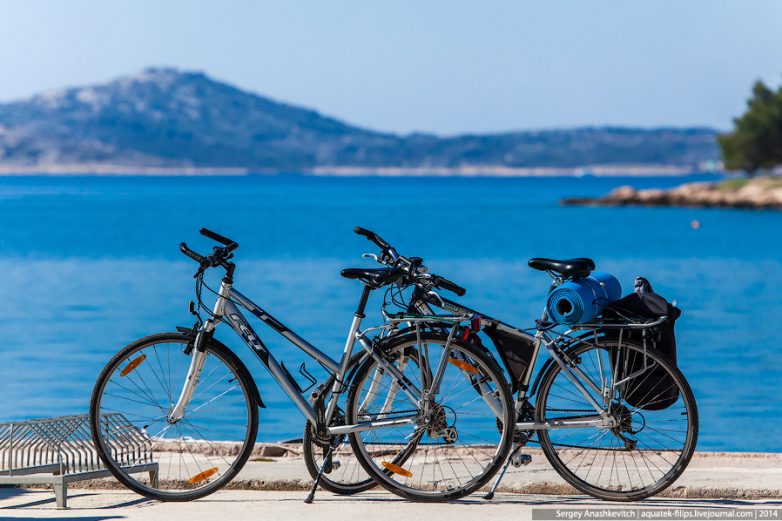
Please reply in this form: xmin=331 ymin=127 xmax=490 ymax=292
xmin=1 ymin=518 xmax=123 ymax=521
xmin=191 ymin=491 xmax=782 ymax=507
xmin=0 ymin=486 xmax=151 ymax=512
xmin=0 ymin=486 xmax=44 ymax=507
xmin=2 ymin=487 xmax=780 ymax=513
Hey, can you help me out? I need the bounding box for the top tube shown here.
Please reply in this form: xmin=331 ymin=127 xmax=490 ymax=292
xmin=228 ymin=287 xmax=341 ymax=374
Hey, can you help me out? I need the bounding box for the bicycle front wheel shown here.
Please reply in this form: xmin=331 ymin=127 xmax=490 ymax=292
xmin=536 ymin=338 xmax=698 ymax=501
xmin=347 ymin=332 xmax=514 ymax=502
xmin=90 ymin=332 xmax=259 ymax=501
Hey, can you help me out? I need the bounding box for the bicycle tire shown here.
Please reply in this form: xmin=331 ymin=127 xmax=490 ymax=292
xmin=347 ymin=331 xmax=514 ymax=502
xmin=536 ymin=338 xmax=698 ymax=501
xmin=90 ymin=332 xmax=259 ymax=502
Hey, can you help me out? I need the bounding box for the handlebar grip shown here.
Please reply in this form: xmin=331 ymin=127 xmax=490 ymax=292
xmin=200 ymin=228 xmax=238 ymax=251
xmin=354 ymin=226 xmax=390 ymax=249
xmin=179 ymin=242 xmax=206 ymax=264
xmin=434 ymin=275 xmax=467 ymax=297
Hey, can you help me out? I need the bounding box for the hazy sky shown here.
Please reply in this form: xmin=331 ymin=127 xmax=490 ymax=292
xmin=1 ymin=1 xmax=781 ymax=134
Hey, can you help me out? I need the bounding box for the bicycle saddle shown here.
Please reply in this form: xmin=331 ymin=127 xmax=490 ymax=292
xmin=528 ymin=257 xmax=596 ymax=278
xmin=341 ymin=267 xmax=405 ymax=288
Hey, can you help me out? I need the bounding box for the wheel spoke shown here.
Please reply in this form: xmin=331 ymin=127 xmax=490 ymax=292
xmin=539 ymin=339 xmax=696 ymax=499
xmin=348 ymin=335 xmax=512 ymax=500
xmin=93 ymin=337 xmax=255 ymax=498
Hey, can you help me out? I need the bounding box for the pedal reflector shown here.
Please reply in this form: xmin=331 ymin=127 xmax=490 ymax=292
xmin=448 ymin=357 xmax=480 ymax=374
xmin=381 ymin=461 xmax=413 ymax=477
xmin=187 ymin=467 xmax=219 ymax=484
xmin=120 ymin=355 xmax=146 ymax=377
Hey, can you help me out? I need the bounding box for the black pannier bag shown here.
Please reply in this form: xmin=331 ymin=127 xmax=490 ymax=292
xmin=602 ymin=277 xmax=681 ymax=410
xmin=483 ymin=325 xmax=536 ymax=393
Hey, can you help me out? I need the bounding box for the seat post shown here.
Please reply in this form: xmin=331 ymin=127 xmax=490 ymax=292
xmin=355 ymin=285 xmax=371 ymax=318
xmin=323 ymin=283 xmax=372 ymax=426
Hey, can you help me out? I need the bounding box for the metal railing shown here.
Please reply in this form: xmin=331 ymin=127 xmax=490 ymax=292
xmin=0 ymin=413 xmax=158 ymax=509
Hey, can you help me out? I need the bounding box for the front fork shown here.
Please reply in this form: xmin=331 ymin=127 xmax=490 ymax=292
xmin=167 ymin=328 xmax=211 ymax=422
xmin=168 ymin=282 xmax=230 ymax=423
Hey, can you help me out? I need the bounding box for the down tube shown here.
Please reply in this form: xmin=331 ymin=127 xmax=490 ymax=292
xmin=222 ymin=300 xmax=317 ymax=424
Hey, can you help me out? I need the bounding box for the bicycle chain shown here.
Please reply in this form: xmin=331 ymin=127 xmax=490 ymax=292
xmin=361 ymin=408 xmax=419 ymax=416
xmin=550 ymin=442 xmax=637 ymax=452
xmin=545 ymin=408 xmax=641 ymax=452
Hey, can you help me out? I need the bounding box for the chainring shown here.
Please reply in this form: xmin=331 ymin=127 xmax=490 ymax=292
xmin=310 ymin=408 xmax=347 ymax=449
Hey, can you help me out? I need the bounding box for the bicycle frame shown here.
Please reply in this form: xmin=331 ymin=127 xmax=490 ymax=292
xmin=169 ymin=280 xmax=423 ymax=436
xmin=411 ymin=292 xmax=617 ymax=431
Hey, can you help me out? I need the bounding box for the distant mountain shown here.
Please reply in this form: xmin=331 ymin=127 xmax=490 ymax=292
xmin=0 ymin=68 xmax=720 ymax=173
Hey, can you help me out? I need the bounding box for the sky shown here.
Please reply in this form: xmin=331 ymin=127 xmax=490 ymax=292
xmin=1 ymin=1 xmax=781 ymax=135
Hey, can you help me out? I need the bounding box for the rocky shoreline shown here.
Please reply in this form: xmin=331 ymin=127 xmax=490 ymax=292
xmin=562 ymin=176 xmax=782 ymax=210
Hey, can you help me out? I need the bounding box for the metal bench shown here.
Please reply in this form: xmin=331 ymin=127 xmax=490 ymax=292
xmin=0 ymin=413 xmax=158 ymax=509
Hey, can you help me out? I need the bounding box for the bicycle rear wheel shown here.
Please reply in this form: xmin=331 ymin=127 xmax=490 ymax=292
xmin=347 ymin=332 xmax=514 ymax=502
xmin=536 ymin=338 xmax=698 ymax=501
xmin=302 ymin=353 xmax=375 ymax=495
xmin=90 ymin=332 xmax=258 ymax=501
xmin=302 ymin=347 xmax=424 ymax=495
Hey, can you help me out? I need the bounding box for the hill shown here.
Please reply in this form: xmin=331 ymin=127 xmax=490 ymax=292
xmin=0 ymin=68 xmax=719 ymax=173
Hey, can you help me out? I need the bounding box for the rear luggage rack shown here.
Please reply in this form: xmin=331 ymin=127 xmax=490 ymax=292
xmin=568 ymin=314 xmax=668 ymax=331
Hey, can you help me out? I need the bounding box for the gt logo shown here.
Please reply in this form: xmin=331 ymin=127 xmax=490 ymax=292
xmin=229 ymin=313 xmax=266 ymax=352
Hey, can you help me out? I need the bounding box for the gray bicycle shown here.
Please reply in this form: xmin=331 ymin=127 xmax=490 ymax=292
xmin=89 ymin=228 xmax=514 ymax=502
xmin=347 ymin=229 xmax=698 ymax=502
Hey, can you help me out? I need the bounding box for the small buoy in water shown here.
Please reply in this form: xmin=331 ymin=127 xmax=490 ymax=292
xmin=691 ymin=220 xmax=701 ymax=230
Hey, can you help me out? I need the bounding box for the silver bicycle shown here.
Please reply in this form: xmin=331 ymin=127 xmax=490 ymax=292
xmin=89 ymin=228 xmax=514 ymax=502
xmin=347 ymin=229 xmax=699 ymax=502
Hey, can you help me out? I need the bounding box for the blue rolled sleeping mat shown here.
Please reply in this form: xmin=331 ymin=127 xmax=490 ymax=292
xmin=546 ymin=272 xmax=622 ymax=325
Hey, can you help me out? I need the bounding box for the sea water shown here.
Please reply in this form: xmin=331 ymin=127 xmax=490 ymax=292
xmin=0 ymin=173 xmax=779 ymax=451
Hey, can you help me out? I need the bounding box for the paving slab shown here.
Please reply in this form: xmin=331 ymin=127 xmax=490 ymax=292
xmin=202 ymin=448 xmax=782 ymax=499
xmin=1 ymin=488 xmax=781 ymax=521
xmin=1 ymin=449 xmax=779 ymax=515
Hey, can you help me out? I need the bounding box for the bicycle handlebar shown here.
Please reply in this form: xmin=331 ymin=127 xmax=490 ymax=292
xmin=179 ymin=242 xmax=207 ymax=265
xmin=180 ymin=229 xmax=239 ymax=276
xmin=200 ymin=228 xmax=239 ymax=252
xmin=182 ymin=226 xmax=467 ymax=296
xmin=431 ymin=274 xmax=467 ymax=297
xmin=354 ymin=225 xmax=467 ymax=297
xmin=353 ymin=226 xmax=390 ymax=250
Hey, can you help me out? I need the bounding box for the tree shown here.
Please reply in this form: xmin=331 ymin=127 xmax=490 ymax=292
xmin=718 ymin=80 xmax=782 ymax=175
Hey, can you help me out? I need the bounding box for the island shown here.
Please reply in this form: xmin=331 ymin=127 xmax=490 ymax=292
xmin=562 ymin=176 xmax=782 ymax=210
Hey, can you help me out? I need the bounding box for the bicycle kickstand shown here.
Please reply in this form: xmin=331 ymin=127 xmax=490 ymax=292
xmin=483 ymin=443 xmax=522 ymax=500
xmin=304 ymin=442 xmax=336 ymax=504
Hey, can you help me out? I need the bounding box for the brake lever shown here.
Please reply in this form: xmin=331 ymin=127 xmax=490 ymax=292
xmin=362 ymin=253 xmax=380 ymax=263
xmin=386 ymin=247 xmax=400 ymax=263
xmin=425 ymin=290 xmax=445 ymax=307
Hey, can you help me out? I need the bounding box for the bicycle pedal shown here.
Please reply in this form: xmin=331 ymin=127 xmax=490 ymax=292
xmin=327 ymin=460 xmax=341 ymax=472
xmin=511 ymin=453 xmax=532 ymax=467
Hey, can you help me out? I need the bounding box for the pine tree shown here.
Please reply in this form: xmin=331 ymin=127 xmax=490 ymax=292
xmin=718 ymin=80 xmax=782 ymax=175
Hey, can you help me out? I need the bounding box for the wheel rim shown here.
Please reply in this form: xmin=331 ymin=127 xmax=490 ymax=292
xmin=349 ymin=339 xmax=512 ymax=497
xmin=93 ymin=338 xmax=254 ymax=496
xmin=538 ymin=340 xmax=697 ymax=497
xmin=305 ymin=416 xmax=374 ymax=491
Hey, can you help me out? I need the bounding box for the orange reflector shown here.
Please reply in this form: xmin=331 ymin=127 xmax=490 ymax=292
xmin=381 ymin=461 xmax=413 ymax=477
xmin=120 ymin=355 xmax=146 ymax=377
xmin=187 ymin=467 xmax=219 ymax=484
xmin=448 ymin=357 xmax=480 ymax=374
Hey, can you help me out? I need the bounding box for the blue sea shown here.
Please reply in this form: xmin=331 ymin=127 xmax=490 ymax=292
xmin=0 ymin=174 xmax=780 ymax=452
